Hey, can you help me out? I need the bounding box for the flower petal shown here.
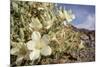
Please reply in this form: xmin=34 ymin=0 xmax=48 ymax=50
xmin=29 ymin=49 xmax=40 ymax=61
xmin=16 ymin=56 xmax=24 ymax=65
xmin=63 ymin=10 xmax=74 ymax=23
xmin=41 ymin=35 xmax=50 ymax=45
xmin=26 ymin=40 xmax=36 ymax=50
xmin=10 ymin=47 xmax=19 ymax=55
xmin=58 ymin=10 xmax=64 ymax=19
xmin=41 ymin=46 xmax=52 ymax=56
xmin=29 ymin=18 xmax=42 ymax=30
xmin=31 ymin=31 xmax=41 ymax=42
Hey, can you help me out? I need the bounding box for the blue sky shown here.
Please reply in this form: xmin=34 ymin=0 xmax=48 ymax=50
xmin=57 ymin=3 xmax=95 ymax=30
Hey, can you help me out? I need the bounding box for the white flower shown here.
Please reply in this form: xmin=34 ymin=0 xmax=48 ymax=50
xmin=63 ymin=9 xmax=75 ymax=23
xmin=40 ymin=12 xmax=55 ymax=29
xmin=58 ymin=10 xmax=65 ymax=19
xmin=26 ymin=31 xmax=52 ymax=61
xmin=10 ymin=42 xmax=30 ymax=64
xmin=29 ymin=18 xmax=43 ymax=30
xmin=58 ymin=9 xmax=75 ymax=23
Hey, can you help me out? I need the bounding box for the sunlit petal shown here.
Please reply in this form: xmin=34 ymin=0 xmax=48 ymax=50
xmin=58 ymin=10 xmax=64 ymax=19
xmin=31 ymin=31 xmax=41 ymax=42
xmin=26 ymin=40 xmax=36 ymax=50
xmin=41 ymin=46 xmax=52 ymax=56
xmin=29 ymin=49 xmax=40 ymax=61
xmin=41 ymin=35 xmax=50 ymax=45
xmin=16 ymin=56 xmax=24 ymax=65
xmin=63 ymin=10 xmax=72 ymax=23
xmin=29 ymin=18 xmax=42 ymax=30
xmin=10 ymin=47 xmax=19 ymax=55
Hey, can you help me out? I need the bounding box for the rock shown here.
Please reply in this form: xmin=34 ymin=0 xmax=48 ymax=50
xmin=80 ymin=34 xmax=89 ymax=40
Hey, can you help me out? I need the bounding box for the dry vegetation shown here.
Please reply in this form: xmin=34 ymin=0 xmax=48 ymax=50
xmin=10 ymin=1 xmax=95 ymax=66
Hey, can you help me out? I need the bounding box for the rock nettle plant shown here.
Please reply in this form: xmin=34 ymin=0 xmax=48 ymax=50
xmin=10 ymin=1 xmax=95 ymax=66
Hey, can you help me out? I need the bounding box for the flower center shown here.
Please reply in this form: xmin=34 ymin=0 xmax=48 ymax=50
xmin=35 ymin=40 xmax=45 ymax=49
xmin=19 ymin=45 xmax=28 ymax=56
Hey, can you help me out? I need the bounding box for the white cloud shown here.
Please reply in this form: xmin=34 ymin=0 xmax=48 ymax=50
xmin=75 ymin=14 xmax=95 ymax=30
